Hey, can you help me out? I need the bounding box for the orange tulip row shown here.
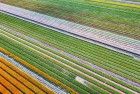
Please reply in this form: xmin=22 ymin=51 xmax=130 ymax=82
xmin=0 ymin=47 xmax=78 ymax=94
xmin=0 ymin=83 xmax=11 ymax=94
xmin=0 ymin=74 xmax=23 ymax=94
xmin=0 ymin=67 xmax=33 ymax=93
xmin=0 ymin=58 xmax=49 ymax=94
xmin=0 ymin=57 xmax=55 ymax=94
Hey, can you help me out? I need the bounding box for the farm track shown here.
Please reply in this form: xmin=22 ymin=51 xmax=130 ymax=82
xmin=0 ymin=3 xmax=140 ymax=56
xmin=0 ymin=28 xmax=140 ymax=93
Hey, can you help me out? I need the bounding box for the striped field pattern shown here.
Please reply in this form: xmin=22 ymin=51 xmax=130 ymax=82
xmin=0 ymin=57 xmax=55 ymax=94
xmin=0 ymin=0 xmax=140 ymax=94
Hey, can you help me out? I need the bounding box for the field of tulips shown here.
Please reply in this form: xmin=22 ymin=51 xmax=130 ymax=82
xmin=0 ymin=57 xmax=55 ymax=94
xmin=0 ymin=10 xmax=140 ymax=93
xmin=0 ymin=49 xmax=70 ymax=94
xmin=1 ymin=2 xmax=139 ymax=56
xmin=0 ymin=0 xmax=140 ymax=40
xmin=0 ymin=0 xmax=140 ymax=94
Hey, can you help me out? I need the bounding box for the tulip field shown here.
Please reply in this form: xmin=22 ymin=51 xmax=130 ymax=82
xmin=1 ymin=0 xmax=140 ymax=40
xmin=0 ymin=57 xmax=55 ymax=94
xmin=0 ymin=0 xmax=140 ymax=94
